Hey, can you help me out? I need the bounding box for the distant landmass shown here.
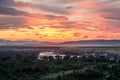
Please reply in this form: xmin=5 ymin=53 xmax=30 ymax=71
xmin=0 ymin=40 xmax=120 ymax=46
xmin=61 ymin=40 xmax=120 ymax=46
xmin=0 ymin=40 xmax=52 ymax=46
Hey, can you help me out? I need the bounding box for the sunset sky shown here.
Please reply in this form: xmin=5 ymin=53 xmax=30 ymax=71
xmin=0 ymin=0 xmax=120 ymax=42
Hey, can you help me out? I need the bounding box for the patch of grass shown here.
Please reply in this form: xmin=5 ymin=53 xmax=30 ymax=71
xmin=42 ymin=69 xmax=83 ymax=79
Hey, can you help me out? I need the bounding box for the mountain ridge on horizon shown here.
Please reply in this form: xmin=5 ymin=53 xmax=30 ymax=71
xmin=0 ymin=40 xmax=120 ymax=46
xmin=61 ymin=40 xmax=120 ymax=46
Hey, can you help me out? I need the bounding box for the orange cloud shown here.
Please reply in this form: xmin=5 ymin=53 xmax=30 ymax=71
xmin=0 ymin=0 xmax=120 ymax=42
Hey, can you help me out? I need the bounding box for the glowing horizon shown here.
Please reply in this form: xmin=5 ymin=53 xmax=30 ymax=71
xmin=0 ymin=0 xmax=120 ymax=42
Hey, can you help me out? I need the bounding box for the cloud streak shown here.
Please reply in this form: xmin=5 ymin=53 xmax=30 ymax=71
xmin=0 ymin=0 xmax=120 ymax=42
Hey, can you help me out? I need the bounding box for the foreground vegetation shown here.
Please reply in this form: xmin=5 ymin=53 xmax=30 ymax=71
xmin=0 ymin=50 xmax=120 ymax=80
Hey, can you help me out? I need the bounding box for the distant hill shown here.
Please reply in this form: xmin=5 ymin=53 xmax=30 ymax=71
xmin=0 ymin=40 xmax=120 ymax=47
xmin=0 ymin=40 xmax=52 ymax=46
xmin=61 ymin=40 xmax=120 ymax=46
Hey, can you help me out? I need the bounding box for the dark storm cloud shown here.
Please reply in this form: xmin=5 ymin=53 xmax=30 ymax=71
xmin=102 ymin=16 xmax=120 ymax=21
xmin=44 ymin=15 xmax=68 ymax=20
xmin=27 ymin=0 xmax=73 ymax=15
xmin=0 ymin=1 xmax=29 ymax=29
xmin=0 ymin=0 xmax=71 ymax=15
xmin=0 ymin=1 xmax=69 ymax=20
xmin=97 ymin=0 xmax=120 ymax=4
xmin=94 ymin=0 xmax=120 ymax=21
xmin=0 ymin=5 xmax=28 ymax=16
xmin=0 ymin=0 xmax=15 ymax=6
xmin=0 ymin=4 xmax=69 ymax=29
xmin=2 ymin=18 xmax=32 ymax=30
xmin=100 ymin=8 xmax=120 ymax=21
xmin=0 ymin=16 xmax=25 ymax=24
xmin=0 ymin=5 xmax=68 ymax=21
xmin=0 ymin=0 xmax=29 ymax=7
xmin=37 ymin=4 xmax=70 ymax=15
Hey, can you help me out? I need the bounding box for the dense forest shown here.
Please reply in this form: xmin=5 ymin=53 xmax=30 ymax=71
xmin=0 ymin=50 xmax=120 ymax=80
